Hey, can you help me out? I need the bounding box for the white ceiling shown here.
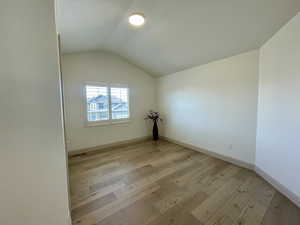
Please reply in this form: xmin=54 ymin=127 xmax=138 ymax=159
xmin=57 ymin=0 xmax=300 ymax=76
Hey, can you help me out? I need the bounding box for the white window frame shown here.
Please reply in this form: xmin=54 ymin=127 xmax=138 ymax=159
xmin=84 ymin=82 xmax=130 ymax=127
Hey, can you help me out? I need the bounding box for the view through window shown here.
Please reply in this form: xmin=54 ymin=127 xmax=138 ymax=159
xmin=85 ymin=84 xmax=129 ymax=123
xmin=111 ymin=87 xmax=129 ymax=119
xmin=86 ymin=85 xmax=109 ymax=121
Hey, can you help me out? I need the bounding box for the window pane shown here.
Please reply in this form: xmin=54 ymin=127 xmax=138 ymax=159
xmin=86 ymin=85 xmax=109 ymax=121
xmin=111 ymin=87 xmax=129 ymax=119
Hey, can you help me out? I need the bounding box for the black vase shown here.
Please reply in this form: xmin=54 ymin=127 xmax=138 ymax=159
xmin=153 ymin=120 xmax=159 ymax=141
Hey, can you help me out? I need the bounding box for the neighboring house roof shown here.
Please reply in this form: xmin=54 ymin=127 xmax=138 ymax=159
xmin=112 ymin=104 xmax=127 ymax=111
xmin=88 ymin=95 xmax=123 ymax=104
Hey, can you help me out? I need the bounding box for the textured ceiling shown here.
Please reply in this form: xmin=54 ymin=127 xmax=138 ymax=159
xmin=56 ymin=0 xmax=300 ymax=76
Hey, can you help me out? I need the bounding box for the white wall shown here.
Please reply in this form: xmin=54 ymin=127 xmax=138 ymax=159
xmin=256 ymin=13 xmax=300 ymax=199
xmin=0 ymin=1 xmax=70 ymax=225
xmin=158 ymin=50 xmax=259 ymax=165
xmin=61 ymin=51 xmax=156 ymax=151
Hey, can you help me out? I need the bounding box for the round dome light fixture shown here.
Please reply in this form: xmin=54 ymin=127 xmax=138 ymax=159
xmin=129 ymin=13 xmax=145 ymax=27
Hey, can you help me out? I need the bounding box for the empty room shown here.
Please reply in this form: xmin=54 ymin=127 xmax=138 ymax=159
xmin=1 ymin=0 xmax=300 ymax=225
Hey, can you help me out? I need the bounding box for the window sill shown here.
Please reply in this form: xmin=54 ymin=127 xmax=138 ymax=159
xmin=111 ymin=119 xmax=131 ymax=125
xmin=85 ymin=119 xmax=131 ymax=127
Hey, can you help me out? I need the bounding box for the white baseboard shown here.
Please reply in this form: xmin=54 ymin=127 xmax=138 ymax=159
xmin=255 ymin=166 xmax=300 ymax=208
xmin=68 ymin=136 xmax=152 ymax=157
xmin=162 ymin=136 xmax=300 ymax=208
xmin=68 ymin=210 xmax=72 ymax=225
xmin=67 ymin=135 xmax=300 ymax=208
xmin=162 ymin=136 xmax=254 ymax=170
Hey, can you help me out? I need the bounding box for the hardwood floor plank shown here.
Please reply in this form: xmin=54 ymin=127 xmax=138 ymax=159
xmin=69 ymin=140 xmax=160 ymax=165
xmin=203 ymin=175 xmax=275 ymax=225
xmin=261 ymin=191 xmax=300 ymax=225
xmin=191 ymin=172 xmax=253 ymax=224
xmin=72 ymin=148 xmax=199 ymax=206
xmin=70 ymin=142 xmax=187 ymax=183
xmin=72 ymin=192 xmax=117 ymax=220
xmin=69 ymin=140 xmax=300 ymax=225
xmin=95 ymin=197 xmax=160 ymax=225
xmin=113 ymin=157 xmax=200 ymax=200
xmin=148 ymin=190 xmax=207 ymax=225
xmin=194 ymin=164 xmax=243 ymax=195
xmin=90 ymin=165 xmax=154 ymax=192
xmin=73 ymin=183 xmax=160 ymax=225
xmin=71 ymin=182 xmax=125 ymax=209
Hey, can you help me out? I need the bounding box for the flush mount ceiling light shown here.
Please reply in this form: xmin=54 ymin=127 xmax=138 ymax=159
xmin=129 ymin=13 xmax=145 ymax=27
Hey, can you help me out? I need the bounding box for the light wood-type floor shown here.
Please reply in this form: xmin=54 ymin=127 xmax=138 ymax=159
xmin=69 ymin=140 xmax=300 ymax=225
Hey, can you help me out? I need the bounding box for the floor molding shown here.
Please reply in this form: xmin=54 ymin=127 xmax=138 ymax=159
xmin=69 ymin=139 xmax=300 ymax=224
xmin=162 ymin=136 xmax=254 ymax=170
xmin=68 ymin=136 xmax=300 ymax=209
xmin=255 ymin=166 xmax=300 ymax=208
xmin=68 ymin=136 xmax=152 ymax=157
xmin=162 ymin=136 xmax=300 ymax=208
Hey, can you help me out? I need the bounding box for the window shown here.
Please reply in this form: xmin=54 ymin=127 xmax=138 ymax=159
xmin=111 ymin=87 xmax=129 ymax=120
xmin=84 ymin=82 xmax=130 ymax=125
xmin=86 ymin=85 xmax=109 ymax=122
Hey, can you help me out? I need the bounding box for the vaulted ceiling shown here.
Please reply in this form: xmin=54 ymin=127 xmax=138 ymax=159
xmin=56 ymin=0 xmax=300 ymax=76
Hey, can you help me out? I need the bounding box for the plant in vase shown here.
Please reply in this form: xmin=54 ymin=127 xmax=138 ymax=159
xmin=145 ymin=110 xmax=163 ymax=141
